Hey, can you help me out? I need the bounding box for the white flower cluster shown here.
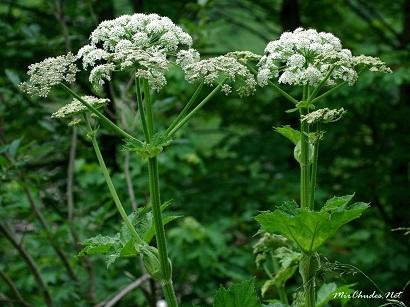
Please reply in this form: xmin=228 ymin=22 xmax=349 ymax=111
xmin=77 ymin=13 xmax=192 ymax=91
xmin=20 ymin=53 xmax=78 ymax=97
xmin=301 ymin=107 xmax=346 ymax=124
xmin=352 ymin=55 xmax=392 ymax=73
xmin=177 ymin=51 xmax=257 ymax=96
xmin=51 ymin=96 xmax=109 ymax=119
xmin=257 ymin=28 xmax=390 ymax=88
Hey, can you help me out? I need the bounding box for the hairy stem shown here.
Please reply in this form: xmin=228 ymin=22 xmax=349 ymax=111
xmin=299 ymin=255 xmax=316 ymax=307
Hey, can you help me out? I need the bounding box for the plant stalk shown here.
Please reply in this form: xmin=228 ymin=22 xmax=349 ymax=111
xmin=299 ymin=255 xmax=316 ymax=307
xmin=85 ymin=116 xmax=143 ymax=244
xmin=309 ymin=125 xmax=320 ymax=210
xmin=299 ymin=87 xmax=316 ymax=306
xmin=137 ymin=80 xmax=179 ymax=307
xmin=300 ymin=109 xmax=310 ymax=209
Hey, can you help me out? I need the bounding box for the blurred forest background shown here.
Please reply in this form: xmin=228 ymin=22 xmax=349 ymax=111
xmin=0 ymin=0 xmax=409 ymax=306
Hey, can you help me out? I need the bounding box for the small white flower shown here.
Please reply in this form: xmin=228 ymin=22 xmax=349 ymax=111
xmin=352 ymin=55 xmax=392 ymax=73
xmin=287 ymin=54 xmax=305 ymax=68
xmin=51 ymin=96 xmax=109 ymax=119
xmin=181 ymin=54 xmax=256 ymax=97
xmin=176 ymin=49 xmax=200 ymax=68
xmin=20 ymin=53 xmax=78 ymax=97
xmin=89 ymin=63 xmax=116 ymax=87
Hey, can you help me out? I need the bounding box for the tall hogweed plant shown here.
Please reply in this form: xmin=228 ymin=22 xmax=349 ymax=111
xmin=20 ymin=13 xmax=256 ymax=307
xmin=20 ymin=13 xmax=391 ymax=306
xmin=253 ymin=28 xmax=391 ymax=307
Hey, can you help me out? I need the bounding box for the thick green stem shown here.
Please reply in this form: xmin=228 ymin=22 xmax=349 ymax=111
xmin=139 ymin=80 xmax=179 ymax=307
xmin=300 ymin=254 xmax=316 ymax=307
xmin=166 ymin=83 xmax=223 ymax=139
xmin=299 ymin=87 xmax=316 ymax=306
xmin=85 ymin=117 xmax=143 ymax=244
xmin=300 ymin=110 xmax=310 ymax=209
xmin=309 ymin=126 xmax=320 ymax=210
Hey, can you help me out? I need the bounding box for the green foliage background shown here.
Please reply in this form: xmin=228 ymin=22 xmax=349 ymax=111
xmin=0 ymin=0 xmax=409 ymax=306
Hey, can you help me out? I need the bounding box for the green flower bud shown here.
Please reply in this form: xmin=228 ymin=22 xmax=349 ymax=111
xmin=141 ymin=246 xmax=162 ymax=280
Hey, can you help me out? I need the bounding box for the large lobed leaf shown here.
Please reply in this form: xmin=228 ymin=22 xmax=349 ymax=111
xmin=79 ymin=200 xmax=180 ymax=267
xmin=213 ymin=279 xmax=261 ymax=307
xmin=255 ymin=196 xmax=369 ymax=252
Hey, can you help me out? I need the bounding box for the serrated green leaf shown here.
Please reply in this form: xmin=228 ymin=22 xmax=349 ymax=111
xmin=321 ymin=194 xmax=355 ymax=212
xmin=79 ymin=234 xmax=120 ymax=256
xmin=213 ymin=279 xmax=261 ymax=307
xmin=256 ymin=197 xmax=369 ymax=252
xmin=275 ymin=126 xmax=300 ymax=145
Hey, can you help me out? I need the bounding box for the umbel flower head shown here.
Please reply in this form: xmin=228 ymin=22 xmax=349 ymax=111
xmin=301 ymin=107 xmax=346 ymax=124
xmin=20 ymin=53 xmax=78 ymax=97
xmin=257 ymin=28 xmax=391 ymax=87
xmin=51 ymin=96 xmax=109 ymax=119
xmin=77 ymin=13 xmax=193 ymax=91
xmin=177 ymin=50 xmax=257 ymax=97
